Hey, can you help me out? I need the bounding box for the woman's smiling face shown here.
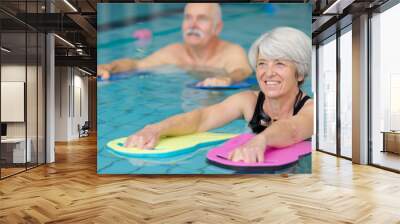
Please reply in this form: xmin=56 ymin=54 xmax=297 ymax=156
xmin=256 ymin=53 xmax=303 ymax=99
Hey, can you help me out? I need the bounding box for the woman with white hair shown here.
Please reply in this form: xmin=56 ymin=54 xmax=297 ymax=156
xmin=125 ymin=27 xmax=313 ymax=163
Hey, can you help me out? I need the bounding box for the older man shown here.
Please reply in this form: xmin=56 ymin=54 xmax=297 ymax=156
xmin=98 ymin=3 xmax=252 ymax=87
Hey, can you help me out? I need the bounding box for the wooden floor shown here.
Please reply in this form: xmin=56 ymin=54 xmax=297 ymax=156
xmin=1 ymin=163 xmax=45 ymax=178
xmin=373 ymin=150 xmax=400 ymax=171
xmin=1 ymin=167 xmax=26 ymax=178
xmin=1 ymin=135 xmax=400 ymax=224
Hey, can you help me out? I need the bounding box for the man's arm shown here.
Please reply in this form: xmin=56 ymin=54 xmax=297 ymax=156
xmin=136 ymin=44 xmax=180 ymax=69
xmin=224 ymin=44 xmax=253 ymax=82
xmin=199 ymin=44 xmax=253 ymax=86
xmin=97 ymin=44 xmax=179 ymax=79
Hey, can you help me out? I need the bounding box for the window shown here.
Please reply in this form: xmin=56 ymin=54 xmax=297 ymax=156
xmin=0 ymin=1 xmax=46 ymax=179
xmin=339 ymin=27 xmax=352 ymax=158
xmin=370 ymin=3 xmax=400 ymax=171
xmin=317 ymin=36 xmax=337 ymax=154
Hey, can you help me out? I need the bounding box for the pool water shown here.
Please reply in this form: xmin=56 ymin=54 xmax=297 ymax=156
xmin=97 ymin=3 xmax=312 ymax=174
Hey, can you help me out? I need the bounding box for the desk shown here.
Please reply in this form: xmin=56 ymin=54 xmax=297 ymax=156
xmin=1 ymin=138 xmax=31 ymax=163
xmin=381 ymin=131 xmax=400 ymax=154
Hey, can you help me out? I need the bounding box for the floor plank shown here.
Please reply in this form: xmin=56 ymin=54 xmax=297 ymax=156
xmin=0 ymin=134 xmax=400 ymax=224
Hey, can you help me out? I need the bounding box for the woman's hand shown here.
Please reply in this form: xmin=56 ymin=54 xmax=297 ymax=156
xmin=124 ymin=125 xmax=161 ymax=149
xmin=228 ymin=135 xmax=268 ymax=163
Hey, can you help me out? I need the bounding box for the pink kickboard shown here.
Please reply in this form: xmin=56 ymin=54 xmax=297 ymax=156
xmin=207 ymin=133 xmax=311 ymax=168
xmin=132 ymin=29 xmax=152 ymax=40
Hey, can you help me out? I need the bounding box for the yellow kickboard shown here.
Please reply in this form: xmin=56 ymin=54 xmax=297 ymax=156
xmin=107 ymin=132 xmax=237 ymax=158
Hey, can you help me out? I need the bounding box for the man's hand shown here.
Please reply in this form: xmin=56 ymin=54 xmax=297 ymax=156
xmin=228 ymin=135 xmax=267 ymax=163
xmin=97 ymin=58 xmax=137 ymax=80
xmin=97 ymin=64 xmax=112 ymax=80
xmin=196 ymin=76 xmax=232 ymax=87
xmin=124 ymin=125 xmax=161 ymax=149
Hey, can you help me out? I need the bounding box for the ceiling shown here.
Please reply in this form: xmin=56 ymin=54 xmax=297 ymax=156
xmin=312 ymin=0 xmax=390 ymax=44
xmin=0 ymin=0 xmax=395 ymax=74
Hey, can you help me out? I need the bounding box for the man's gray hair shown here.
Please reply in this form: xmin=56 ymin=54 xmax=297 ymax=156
xmin=212 ymin=3 xmax=222 ymax=24
xmin=248 ymin=27 xmax=311 ymax=81
xmin=184 ymin=3 xmax=222 ymax=26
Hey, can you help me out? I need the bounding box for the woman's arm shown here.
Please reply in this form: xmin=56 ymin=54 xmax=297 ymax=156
xmin=260 ymin=99 xmax=314 ymax=148
xmin=228 ymin=100 xmax=314 ymax=163
xmin=124 ymin=91 xmax=252 ymax=148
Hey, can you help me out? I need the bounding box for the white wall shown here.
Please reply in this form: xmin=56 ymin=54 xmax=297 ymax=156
xmin=1 ymin=65 xmax=26 ymax=81
xmin=1 ymin=82 xmax=25 ymax=122
xmin=54 ymin=66 xmax=69 ymax=141
xmin=1 ymin=64 xmax=46 ymax=163
xmin=73 ymin=73 xmax=89 ymax=138
xmin=1 ymin=65 xmax=26 ymax=140
xmin=54 ymin=67 xmax=89 ymax=141
xmin=1 ymin=65 xmax=35 ymax=138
